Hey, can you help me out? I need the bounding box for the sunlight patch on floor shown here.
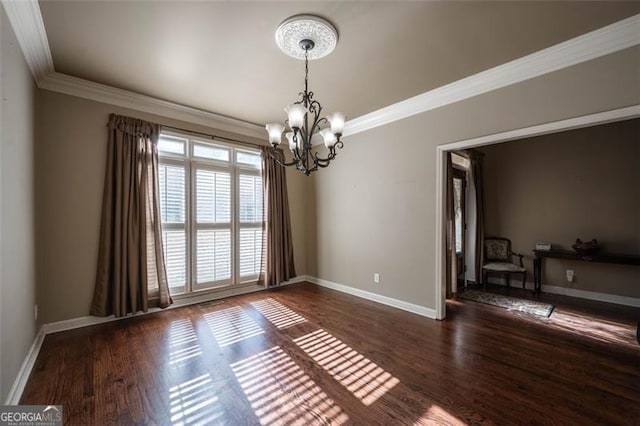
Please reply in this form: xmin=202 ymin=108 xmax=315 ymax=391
xmin=204 ymin=306 xmax=265 ymax=347
xmin=548 ymin=310 xmax=638 ymax=349
xmin=413 ymin=404 xmax=466 ymax=426
xmin=251 ymin=298 xmax=307 ymax=329
xmin=169 ymin=374 xmax=225 ymax=425
xmin=168 ymin=318 xmax=202 ymax=366
xmin=231 ymin=346 xmax=348 ymax=426
xmin=294 ymin=329 xmax=400 ymax=406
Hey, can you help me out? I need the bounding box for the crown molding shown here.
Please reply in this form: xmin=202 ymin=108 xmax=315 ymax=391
xmin=1 ymin=0 xmax=53 ymax=84
xmin=39 ymin=72 xmax=265 ymax=139
xmin=2 ymin=0 xmax=264 ymax=139
xmin=3 ymin=0 xmax=638 ymax=140
xmin=439 ymin=105 xmax=640 ymax=151
xmin=344 ymin=13 xmax=640 ymax=136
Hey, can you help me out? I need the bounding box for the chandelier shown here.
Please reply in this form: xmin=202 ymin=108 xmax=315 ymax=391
xmin=265 ymin=15 xmax=345 ymax=176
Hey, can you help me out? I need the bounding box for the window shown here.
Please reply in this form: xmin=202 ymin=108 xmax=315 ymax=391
xmin=158 ymin=132 xmax=263 ymax=295
xmin=452 ymin=168 xmax=466 ymax=254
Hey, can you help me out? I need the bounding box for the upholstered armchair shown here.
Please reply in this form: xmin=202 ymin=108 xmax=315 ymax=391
xmin=482 ymin=237 xmax=526 ymax=290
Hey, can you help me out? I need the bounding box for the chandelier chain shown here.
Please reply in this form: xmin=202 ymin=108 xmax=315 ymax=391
xmin=304 ymin=49 xmax=309 ymax=102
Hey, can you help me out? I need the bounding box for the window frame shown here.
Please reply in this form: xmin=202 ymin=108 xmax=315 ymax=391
xmin=158 ymin=130 xmax=263 ymax=296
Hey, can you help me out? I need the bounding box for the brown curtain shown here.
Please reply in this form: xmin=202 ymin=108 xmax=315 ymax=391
xmin=91 ymin=114 xmax=172 ymax=317
xmin=260 ymin=147 xmax=296 ymax=286
xmin=468 ymin=149 xmax=485 ymax=284
xmin=445 ymin=152 xmax=457 ymax=298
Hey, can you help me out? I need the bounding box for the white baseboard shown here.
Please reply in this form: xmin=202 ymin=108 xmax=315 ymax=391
xmin=485 ymin=277 xmax=640 ymax=307
xmin=306 ymin=276 xmax=437 ymax=319
xmin=280 ymin=275 xmax=309 ymax=287
xmin=541 ymin=284 xmax=640 ymax=308
xmin=6 ymin=276 xmax=308 ymax=404
xmin=42 ymin=277 xmax=308 ymax=335
xmin=4 ymin=327 xmax=45 ymax=405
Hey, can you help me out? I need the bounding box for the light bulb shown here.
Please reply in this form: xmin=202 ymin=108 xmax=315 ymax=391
xmin=320 ymin=128 xmax=337 ymax=148
xmin=326 ymin=112 xmax=346 ymax=135
xmin=285 ymin=104 xmax=306 ymax=129
xmin=265 ymin=123 xmax=284 ymax=145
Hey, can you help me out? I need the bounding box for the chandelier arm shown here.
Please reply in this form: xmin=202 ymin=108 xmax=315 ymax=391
xmin=312 ymin=155 xmax=332 ymax=168
xmin=310 ymin=150 xmax=336 ymax=166
xmin=308 ymin=101 xmax=323 ymax=143
xmin=311 ymin=138 xmax=344 ymax=164
xmin=307 ymin=98 xmax=321 ymax=117
xmin=306 ymin=162 xmax=319 ymax=174
xmin=296 ymin=126 xmax=309 ymax=174
xmin=292 ymin=127 xmax=304 ymax=160
xmin=276 ymin=157 xmax=299 ymax=167
xmin=313 ymin=117 xmax=328 ymax=132
xmin=297 ymin=159 xmax=315 ymax=175
xmin=268 ymin=146 xmax=299 ymax=167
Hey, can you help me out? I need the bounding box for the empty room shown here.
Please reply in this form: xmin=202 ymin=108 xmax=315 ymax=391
xmin=1 ymin=1 xmax=639 ymax=425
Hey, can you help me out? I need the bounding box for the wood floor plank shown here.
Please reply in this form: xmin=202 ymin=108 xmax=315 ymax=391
xmin=20 ymin=282 xmax=640 ymax=425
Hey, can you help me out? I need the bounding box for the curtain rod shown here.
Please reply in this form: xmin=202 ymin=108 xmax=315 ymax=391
xmin=162 ymin=124 xmax=265 ymax=149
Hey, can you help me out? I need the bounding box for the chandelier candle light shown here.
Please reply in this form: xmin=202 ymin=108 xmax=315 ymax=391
xmin=265 ymin=15 xmax=345 ymax=175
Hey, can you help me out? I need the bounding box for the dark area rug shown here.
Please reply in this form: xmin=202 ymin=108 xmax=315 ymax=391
xmin=459 ymin=290 xmax=555 ymax=317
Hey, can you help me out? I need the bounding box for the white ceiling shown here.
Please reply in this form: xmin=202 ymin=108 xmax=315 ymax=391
xmin=39 ymin=1 xmax=640 ymax=126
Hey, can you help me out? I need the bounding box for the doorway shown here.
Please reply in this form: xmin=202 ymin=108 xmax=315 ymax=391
xmin=434 ymin=106 xmax=639 ymax=320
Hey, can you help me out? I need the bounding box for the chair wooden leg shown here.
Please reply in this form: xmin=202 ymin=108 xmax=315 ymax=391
xmin=522 ymin=271 xmax=526 ymax=289
xmin=483 ymin=271 xmax=487 ymax=291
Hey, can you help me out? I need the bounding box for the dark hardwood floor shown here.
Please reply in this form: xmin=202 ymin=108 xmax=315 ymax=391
xmin=22 ymin=282 xmax=640 ymax=425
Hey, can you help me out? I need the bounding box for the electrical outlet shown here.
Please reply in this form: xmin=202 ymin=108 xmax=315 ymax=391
xmin=566 ymin=269 xmax=575 ymax=283
xmin=34 ymin=304 xmax=38 ymax=321
xmin=373 ymin=273 xmax=380 ymax=284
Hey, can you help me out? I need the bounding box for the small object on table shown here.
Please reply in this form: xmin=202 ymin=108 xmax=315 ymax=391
xmin=535 ymin=242 xmax=551 ymax=251
xmin=572 ymin=238 xmax=599 ymax=259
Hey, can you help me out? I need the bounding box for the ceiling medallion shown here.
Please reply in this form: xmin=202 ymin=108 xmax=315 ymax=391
xmin=266 ymin=14 xmax=345 ymax=176
xmin=275 ymin=14 xmax=338 ymax=61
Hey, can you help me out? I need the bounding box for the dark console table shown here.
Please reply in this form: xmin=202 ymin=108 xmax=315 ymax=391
xmin=532 ymin=249 xmax=640 ymax=294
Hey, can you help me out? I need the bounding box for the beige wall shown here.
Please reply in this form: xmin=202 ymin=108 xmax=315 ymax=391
xmin=308 ymin=46 xmax=640 ymax=311
xmin=35 ymin=90 xmax=310 ymax=324
xmin=0 ymin=8 xmax=38 ymax=401
xmin=11 ymin=10 xmax=640 ymax=349
xmin=480 ymin=119 xmax=640 ymax=297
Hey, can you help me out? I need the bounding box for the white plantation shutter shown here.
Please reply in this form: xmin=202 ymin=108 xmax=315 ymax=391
xmin=162 ymin=230 xmax=187 ymax=287
xmin=196 ymin=169 xmax=231 ymax=223
xmin=159 ymin=163 xmax=187 ymax=293
xmin=238 ymin=173 xmax=263 ymax=279
xmin=239 ymin=174 xmax=263 ymax=223
xmin=196 ymin=230 xmax=231 ymax=282
xmin=194 ymin=167 xmax=232 ymax=288
xmin=158 ymin=133 xmax=262 ymax=293
xmin=239 ymin=228 xmax=262 ymax=277
xmin=159 ymin=164 xmax=186 ymax=223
